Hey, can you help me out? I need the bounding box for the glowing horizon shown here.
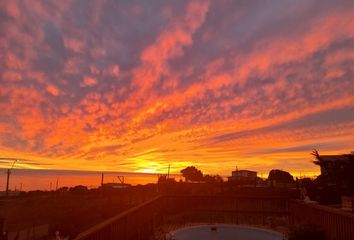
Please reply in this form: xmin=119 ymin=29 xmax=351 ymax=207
xmin=1 ymin=0 xmax=354 ymax=177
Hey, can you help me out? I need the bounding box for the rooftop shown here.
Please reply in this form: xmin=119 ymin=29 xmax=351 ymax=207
xmin=319 ymin=155 xmax=352 ymax=162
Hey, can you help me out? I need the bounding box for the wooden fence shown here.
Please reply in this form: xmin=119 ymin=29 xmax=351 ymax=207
xmin=73 ymin=196 xmax=161 ymax=240
xmin=74 ymin=195 xmax=354 ymax=240
xmin=289 ymin=200 xmax=354 ymax=240
xmin=159 ymin=195 xmax=289 ymax=226
xmin=74 ymin=195 xmax=289 ymax=240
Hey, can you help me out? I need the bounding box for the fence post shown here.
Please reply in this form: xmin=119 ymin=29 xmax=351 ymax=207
xmin=261 ymin=199 xmax=265 ymax=225
xmin=0 ymin=219 xmax=6 ymax=240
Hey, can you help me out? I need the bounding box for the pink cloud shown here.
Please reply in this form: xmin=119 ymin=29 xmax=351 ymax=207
xmin=2 ymin=71 xmax=22 ymax=81
xmin=81 ymin=77 xmax=98 ymax=87
xmin=131 ymin=1 xmax=210 ymax=93
xmin=64 ymin=37 xmax=85 ymax=53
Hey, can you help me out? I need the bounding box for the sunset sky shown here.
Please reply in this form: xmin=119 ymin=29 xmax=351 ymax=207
xmin=1 ymin=0 xmax=354 ymax=177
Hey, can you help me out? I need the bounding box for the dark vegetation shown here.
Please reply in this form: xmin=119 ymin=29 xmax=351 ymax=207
xmin=268 ymin=169 xmax=294 ymax=185
xmin=180 ymin=166 xmax=223 ymax=183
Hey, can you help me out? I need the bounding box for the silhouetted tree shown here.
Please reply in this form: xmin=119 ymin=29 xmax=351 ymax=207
xmin=157 ymin=175 xmax=176 ymax=184
xmin=69 ymin=185 xmax=88 ymax=194
xmin=56 ymin=187 xmax=69 ymax=193
xmin=312 ymin=149 xmax=329 ymax=175
xmin=203 ymin=174 xmax=223 ymax=183
xmin=311 ymin=149 xmax=320 ymax=162
xmin=268 ymin=169 xmax=294 ymax=184
xmin=180 ymin=166 xmax=203 ymax=182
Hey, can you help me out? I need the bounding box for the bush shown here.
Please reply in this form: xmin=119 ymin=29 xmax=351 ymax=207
xmin=69 ymin=185 xmax=88 ymax=194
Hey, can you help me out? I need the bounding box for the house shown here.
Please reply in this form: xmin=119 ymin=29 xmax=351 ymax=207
xmin=316 ymin=155 xmax=352 ymax=176
xmin=313 ymin=152 xmax=354 ymax=193
xmin=101 ymin=182 xmax=131 ymax=189
xmin=228 ymin=169 xmax=257 ymax=186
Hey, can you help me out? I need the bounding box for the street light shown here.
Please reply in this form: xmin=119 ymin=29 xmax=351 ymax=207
xmin=5 ymin=159 xmax=18 ymax=196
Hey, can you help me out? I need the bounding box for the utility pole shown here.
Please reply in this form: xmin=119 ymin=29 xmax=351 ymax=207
xmin=5 ymin=160 xmax=17 ymax=196
xmin=5 ymin=169 xmax=10 ymax=196
xmin=167 ymin=163 xmax=170 ymax=179
xmin=101 ymin=173 xmax=104 ymax=186
xmin=55 ymin=178 xmax=59 ymax=191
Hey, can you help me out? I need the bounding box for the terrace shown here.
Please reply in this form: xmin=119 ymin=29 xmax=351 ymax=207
xmin=73 ymin=194 xmax=354 ymax=240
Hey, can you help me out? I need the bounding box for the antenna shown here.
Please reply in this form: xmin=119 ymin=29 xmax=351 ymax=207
xmin=56 ymin=178 xmax=59 ymax=191
xmin=10 ymin=160 xmax=18 ymax=169
xmin=117 ymin=176 xmax=125 ymax=184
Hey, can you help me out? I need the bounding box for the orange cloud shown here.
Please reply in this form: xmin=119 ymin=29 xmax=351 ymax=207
xmin=46 ymin=84 xmax=61 ymax=96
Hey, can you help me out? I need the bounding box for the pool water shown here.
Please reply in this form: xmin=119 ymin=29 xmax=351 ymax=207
xmin=167 ymin=224 xmax=284 ymax=240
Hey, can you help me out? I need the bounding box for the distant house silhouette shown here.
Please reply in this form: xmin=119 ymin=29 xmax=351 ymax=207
xmin=228 ymin=169 xmax=257 ymax=186
xmin=101 ymin=182 xmax=131 ymax=189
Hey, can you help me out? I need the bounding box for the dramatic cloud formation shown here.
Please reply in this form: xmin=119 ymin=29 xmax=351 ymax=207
xmin=1 ymin=0 xmax=354 ymax=176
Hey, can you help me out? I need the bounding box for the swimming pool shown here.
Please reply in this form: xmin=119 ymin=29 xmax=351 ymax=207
xmin=167 ymin=224 xmax=284 ymax=240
